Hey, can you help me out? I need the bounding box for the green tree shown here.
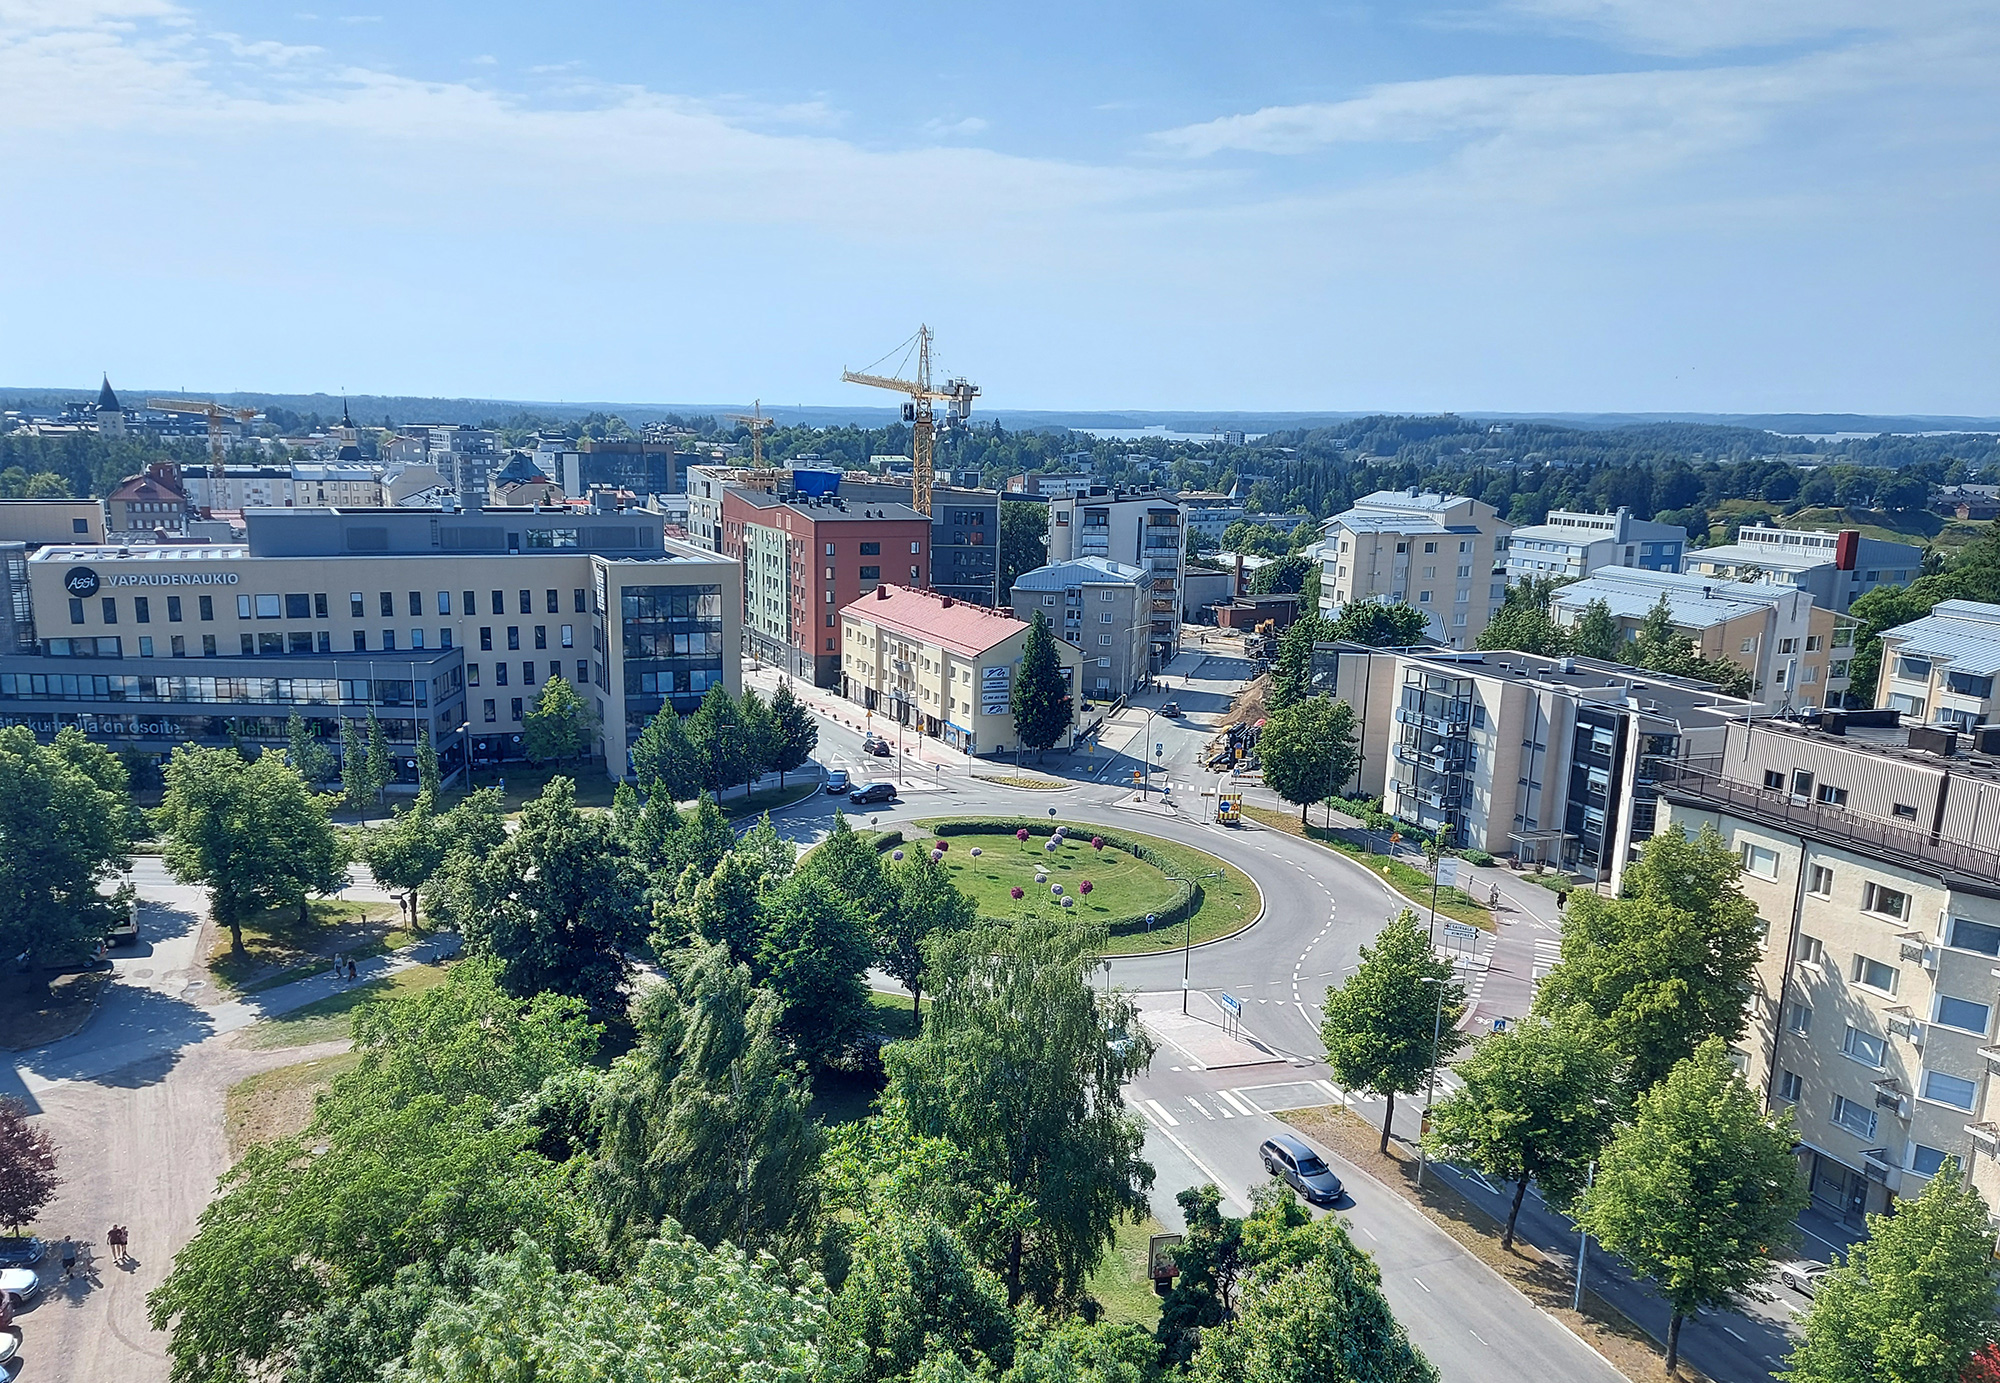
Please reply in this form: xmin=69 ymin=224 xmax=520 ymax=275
xmin=798 ymin=811 xmax=899 ymax=939
xmin=832 ymin=1213 xmax=1016 ymax=1381
xmin=359 ymin=788 xmax=504 ymax=928
xmin=1567 ymin=598 xmax=1623 ymax=661
xmin=737 ymin=810 xmax=796 ymax=880
xmin=757 ymin=870 xmax=874 ymax=1068
xmin=156 ymin=746 xmax=347 ymax=951
xmin=685 ymin=684 xmax=750 ymax=793
xmin=1576 ymin=1037 xmax=1806 ymax=1375
xmin=739 ymin=688 xmax=780 ymax=790
xmin=630 ymin=704 xmax=705 ymax=800
xmin=340 ymin=716 xmax=370 ymax=813
xmin=415 ymin=724 xmax=440 ymax=797
xmin=1219 ymin=520 xmax=1287 ymax=558
xmin=766 ymin=681 xmax=819 ymax=787
xmin=881 ymin=849 xmax=978 ymax=1022
xmin=425 ymin=777 xmax=644 ymax=1016
xmin=1533 ymin=824 xmax=1763 ymax=1095
xmin=522 ymin=675 xmax=591 ymax=766
xmin=999 ymin=500 xmax=1049 ymax=594
xmin=590 ymin=944 xmax=822 ymax=1256
xmin=1258 ymin=694 xmax=1359 ymax=825
xmin=1320 ymin=910 xmax=1466 ymax=1154
xmin=1477 ymin=578 xmax=1573 ymax=658
xmin=285 ymin=711 xmax=336 ymax=786
xmin=1423 ymin=1007 xmax=1623 ymax=1249
xmin=365 ymin=710 xmax=393 ymax=808
xmin=1265 ymin=613 xmax=1333 ymax=712
xmin=678 ymin=848 xmax=768 ymax=965
xmin=885 ymin=915 xmax=1155 ymax=1308
xmin=1187 ymin=1210 xmax=1437 ymax=1383
xmin=1783 ymin=1159 xmax=2000 ymax=1383
xmin=381 ymin=1233 xmax=851 ymax=1383
xmin=1247 ymin=553 xmax=1310 ymax=595
xmin=1010 ymin=611 xmax=1072 ymax=761
xmin=0 ymin=726 xmax=136 ymax=969
xmin=1157 ymin=1185 xmax=1252 ymax=1369
xmin=1326 ymin=599 xmax=1430 ymax=648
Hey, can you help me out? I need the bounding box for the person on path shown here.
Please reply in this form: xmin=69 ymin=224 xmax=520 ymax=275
xmin=105 ymin=1226 xmax=119 ymax=1265
xmin=347 ymin=958 xmax=357 ymax=981
xmin=59 ymin=1236 xmax=75 ymax=1282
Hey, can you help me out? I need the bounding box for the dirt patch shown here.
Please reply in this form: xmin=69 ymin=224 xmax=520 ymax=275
xmin=0 ymin=969 xmax=112 ymax=1050
xmin=205 ymin=897 xmax=408 ymax=992
xmin=1282 ymin=1104 xmax=1706 ymax=1383
xmin=224 ymin=1050 xmax=361 ymax=1160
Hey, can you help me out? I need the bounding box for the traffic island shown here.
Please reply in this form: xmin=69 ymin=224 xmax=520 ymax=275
xmin=912 ymin=816 xmax=1260 ymax=957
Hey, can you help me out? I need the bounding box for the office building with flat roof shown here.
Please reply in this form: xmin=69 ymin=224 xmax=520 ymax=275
xmin=1684 ymin=525 xmax=1923 ymax=615
xmin=1874 ymin=600 xmax=2000 ymax=730
xmin=0 ymin=507 xmax=740 ymax=782
xmin=1007 ymin=557 xmax=1151 ymax=699
xmin=1315 ymin=489 xmax=1512 ymax=650
xmin=1504 ymin=507 xmax=1686 ymax=582
xmin=1046 ymin=487 xmax=1183 ymax=669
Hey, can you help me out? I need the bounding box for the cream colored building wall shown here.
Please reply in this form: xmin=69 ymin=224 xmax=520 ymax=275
xmin=840 ymin=613 xmax=1081 ymax=755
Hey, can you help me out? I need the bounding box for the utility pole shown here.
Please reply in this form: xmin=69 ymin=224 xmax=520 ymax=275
xmin=1425 ymin=823 xmax=1453 ymax=944
xmin=1573 ymin=1160 xmax=1596 ymax=1311
xmin=1416 ymin=974 xmax=1447 ymax=1187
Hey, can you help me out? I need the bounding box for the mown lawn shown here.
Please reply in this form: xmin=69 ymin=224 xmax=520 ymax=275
xmin=1241 ymin=806 xmax=1493 ymax=929
xmin=241 ymin=961 xmax=455 ymax=1049
xmin=207 ymin=897 xmax=410 ymax=992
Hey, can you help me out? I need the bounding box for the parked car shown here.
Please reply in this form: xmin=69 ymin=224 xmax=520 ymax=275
xmin=0 ymin=1239 xmax=41 ymax=1269
xmin=105 ymin=899 xmax=139 ymax=947
xmin=1259 ymin=1133 xmax=1344 ymax=1206
xmin=1777 ymin=1261 xmax=1832 ymax=1297
xmin=849 ymin=781 xmax=898 ymax=806
xmin=863 ymin=735 xmax=892 ymax=757
xmin=0 ymin=1268 xmax=41 ymax=1304
xmin=1160 ymin=701 xmax=1181 ymax=717
xmin=824 ymin=770 xmax=850 ymax=794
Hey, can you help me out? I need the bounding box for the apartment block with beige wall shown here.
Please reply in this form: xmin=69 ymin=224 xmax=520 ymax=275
xmin=840 ymin=585 xmax=1080 ymax=758
xmin=1550 ymin=566 xmax=1853 ymax=707
xmin=1659 ymin=717 xmax=2000 ymax=1234
xmin=1314 ymin=490 xmax=1511 ymax=649
xmin=1874 ymin=599 xmax=2000 ymax=730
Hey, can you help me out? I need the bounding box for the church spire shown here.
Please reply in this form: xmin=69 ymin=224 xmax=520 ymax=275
xmin=96 ymin=374 xmax=120 ymax=412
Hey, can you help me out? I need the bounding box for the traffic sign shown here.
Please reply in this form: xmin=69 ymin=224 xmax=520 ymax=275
xmin=1442 ymin=921 xmax=1479 ymax=943
xmin=1219 ymin=992 xmax=1242 ymax=1017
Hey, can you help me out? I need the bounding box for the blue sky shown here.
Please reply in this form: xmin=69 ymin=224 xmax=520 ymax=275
xmin=2 ymin=1 xmax=1994 ymax=413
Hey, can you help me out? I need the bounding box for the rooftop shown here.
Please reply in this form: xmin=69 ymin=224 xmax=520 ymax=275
xmin=1878 ymin=600 xmax=2000 ymax=677
xmin=843 ymin=585 xmax=1032 ymax=657
xmin=730 ymin=487 xmax=927 ymax=523
xmin=1346 ymin=643 xmax=1754 ymax=721
xmin=1551 ymin=565 xmax=1811 ymax=628
xmin=1010 ymin=557 xmax=1149 ymax=589
xmin=1682 ymin=541 xmax=1832 ymax=574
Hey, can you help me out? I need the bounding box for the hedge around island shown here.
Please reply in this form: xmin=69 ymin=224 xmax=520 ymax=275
xmin=924 ymin=816 xmax=1204 ymax=934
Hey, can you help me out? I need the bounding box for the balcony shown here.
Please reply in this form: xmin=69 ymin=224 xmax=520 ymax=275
xmin=1967 ymin=1122 xmax=2000 ymax=1155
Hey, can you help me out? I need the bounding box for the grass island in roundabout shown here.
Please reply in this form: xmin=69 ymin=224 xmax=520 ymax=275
xmin=906 ymin=817 xmax=1260 ymax=957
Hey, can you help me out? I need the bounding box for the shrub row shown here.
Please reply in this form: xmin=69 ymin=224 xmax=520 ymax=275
xmin=925 ymin=817 xmax=1206 ymax=933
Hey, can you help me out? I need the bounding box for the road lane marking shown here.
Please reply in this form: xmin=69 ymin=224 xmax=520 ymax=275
xmin=1186 ymin=1097 xmax=1218 ymax=1120
xmin=1144 ymin=1098 xmax=1180 ymax=1126
xmin=1359 ymin=1224 xmax=1378 ymax=1242
xmin=1412 ymin=1276 xmax=1431 ymax=1293
xmin=1216 ymin=1088 xmax=1258 ymax=1117
xmin=1470 ymin=1331 xmax=1489 ymax=1346
xmin=1142 ymin=1108 xmax=1250 ymax=1213
xmin=1724 ymin=1327 xmax=1745 ymax=1341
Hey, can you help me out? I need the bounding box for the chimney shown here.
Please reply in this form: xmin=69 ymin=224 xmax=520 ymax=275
xmin=940 ymin=596 xmax=954 ymax=608
xmin=875 ymin=584 xmax=890 ymax=600
xmin=1835 ymin=529 xmax=1860 ymax=571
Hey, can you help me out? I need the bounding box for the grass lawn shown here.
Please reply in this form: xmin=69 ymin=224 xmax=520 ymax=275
xmin=869 ymin=989 xmax=919 ymax=1042
xmin=242 ymin=961 xmax=455 ymax=1049
xmin=434 ymin=761 xmax=619 ymax=815
xmin=0 ymin=969 xmax=111 ymax=1050
xmin=912 ymin=819 xmax=1260 ymax=957
xmin=1087 ymin=1214 xmax=1169 ymax=1329
xmin=225 ymin=1051 xmax=361 ymax=1159
xmin=207 ymin=896 xmax=412 ymax=991
xmin=723 ymin=777 xmax=824 ymax=818
xmin=1240 ymin=806 xmax=1492 ymax=929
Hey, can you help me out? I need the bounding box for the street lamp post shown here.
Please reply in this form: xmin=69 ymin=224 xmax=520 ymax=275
xmin=1424 ymin=823 xmax=1454 ymax=944
xmin=1573 ymin=1159 xmax=1596 ymax=1311
xmin=1416 ymin=974 xmax=1448 ymax=1187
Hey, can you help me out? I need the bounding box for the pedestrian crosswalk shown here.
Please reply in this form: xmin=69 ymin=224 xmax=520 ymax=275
xmin=1134 ymin=1072 xmax=1465 ymax=1131
xmin=1532 ymin=932 xmax=1564 ymax=980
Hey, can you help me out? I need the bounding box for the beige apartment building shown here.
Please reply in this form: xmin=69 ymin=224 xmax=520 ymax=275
xmin=1315 ymin=490 xmax=1512 ymax=649
xmin=1659 ymin=716 xmax=2000 ymax=1232
xmin=840 ymin=585 xmax=1080 ymax=758
xmin=1875 ymin=599 xmax=2000 ymax=730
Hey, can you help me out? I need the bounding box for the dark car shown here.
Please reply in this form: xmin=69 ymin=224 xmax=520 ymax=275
xmin=1159 ymin=701 xmax=1181 ymax=717
xmin=863 ymin=735 xmax=892 ymax=757
xmin=850 ymin=781 xmax=898 ymax=806
xmin=1260 ymin=1133 xmax=1344 ymax=1206
xmin=0 ymin=1238 xmax=42 ymax=1269
xmin=824 ymin=770 xmax=850 ymax=794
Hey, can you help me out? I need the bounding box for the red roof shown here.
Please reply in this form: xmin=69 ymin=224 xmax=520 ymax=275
xmin=843 ymin=585 xmax=1032 ymax=658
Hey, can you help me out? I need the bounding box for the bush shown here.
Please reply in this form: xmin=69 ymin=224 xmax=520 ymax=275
xmin=1460 ymin=849 xmax=1495 ymax=868
xmin=925 ymin=817 xmax=1206 ymax=933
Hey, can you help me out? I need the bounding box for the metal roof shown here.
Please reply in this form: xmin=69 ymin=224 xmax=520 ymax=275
xmin=1009 ymin=557 xmax=1148 ymax=589
xmin=1551 ymin=567 xmax=1797 ymax=628
xmin=1879 ymin=601 xmax=2000 ymax=677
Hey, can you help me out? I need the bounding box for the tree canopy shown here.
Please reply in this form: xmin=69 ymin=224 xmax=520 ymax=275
xmin=1011 ymin=611 xmax=1072 ymax=759
xmin=1257 ymin=694 xmax=1359 ymax=824
xmin=0 ymin=725 xmax=136 ymax=967
xmin=1320 ymin=910 xmax=1465 ymax=1154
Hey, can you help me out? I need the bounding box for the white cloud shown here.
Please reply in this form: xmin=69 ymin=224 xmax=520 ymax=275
xmin=1485 ymin=0 xmax=1980 ymax=56
xmin=923 ymin=115 xmax=990 ymax=138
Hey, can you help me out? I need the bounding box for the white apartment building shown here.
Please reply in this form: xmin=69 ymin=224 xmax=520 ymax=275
xmin=1504 ymin=507 xmax=1686 ymax=583
xmin=1875 ymin=600 xmax=2000 ymax=730
xmin=1660 ymin=717 xmax=2000 ymax=1233
xmin=1683 ymin=526 xmax=1923 ymax=616
xmin=1315 ymin=489 xmax=1512 ymax=649
xmin=1046 ymin=487 xmax=1183 ymax=670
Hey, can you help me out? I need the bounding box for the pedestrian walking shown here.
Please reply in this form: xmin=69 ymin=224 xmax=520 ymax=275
xmin=347 ymin=958 xmax=357 ymax=982
xmin=59 ymin=1236 xmax=75 ymax=1282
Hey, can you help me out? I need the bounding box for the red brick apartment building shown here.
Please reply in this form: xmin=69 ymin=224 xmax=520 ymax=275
xmin=720 ymin=487 xmax=930 ymax=686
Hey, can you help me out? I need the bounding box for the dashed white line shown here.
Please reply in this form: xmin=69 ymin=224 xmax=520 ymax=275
xmin=1413 ymin=1276 xmax=1432 ymax=1293
xmin=1470 ymin=1330 xmax=1489 ymax=1346
xmin=1723 ymin=1327 xmax=1746 ymax=1342
xmin=1144 ymin=1098 xmax=1180 ymax=1127
xmin=1216 ymin=1088 xmax=1258 ymax=1117
xmin=1186 ymin=1096 xmax=1219 ymax=1120
xmin=1359 ymin=1224 xmax=1379 ymax=1242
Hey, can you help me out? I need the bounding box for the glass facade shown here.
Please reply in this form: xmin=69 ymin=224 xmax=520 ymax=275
xmin=620 ymin=583 xmax=725 ymax=733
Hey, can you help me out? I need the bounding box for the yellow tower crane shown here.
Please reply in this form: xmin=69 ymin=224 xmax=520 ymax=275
xmin=725 ymin=399 xmax=776 ymax=467
xmin=146 ymin=398 xmax=259 ymax=476
xmin=841 ymin=325 xmax=977 ymax=517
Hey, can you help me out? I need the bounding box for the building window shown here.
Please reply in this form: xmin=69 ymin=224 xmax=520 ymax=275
xmin=535 ymin=626 xmax=547 ymax=650
xmin=411 ymin=629 xmax=425 ymax=650
xmin=484 ymin=699 xmax=496 ymax=723
xmin=508 ymin=627 xmax=521 ymax=651
xmin=133 ymin=596 xmax=151 ymax=624
xmin=349 ymin=592 xmax=364 ymax=618
xmin=352 ymin=631 xmax=367 ymax=651
xmin=496 ymin=663 xmax=509 ymax=686
xmin=1851 ymin=954 xmax=1898 ymax=994
xmin=561 ymin=624 xmax=574 ymax=648
xmin=524 ymin=662 xmax=535 ymax=684
xmin=860 ymin=566 xmax=881 ymax=580
xmin=1891 ymin=802 xmax=1919 ymax=820
xmin=382 ymin=630 xmax=397 ymax=651
xmin=1778 ymin=1070 xmax=1802 ymax=1102
xmin=468 ymin=664 xmax=480 ymax=686
xmin=1099 ymin=634 xmax=1112 ymax=646
xmin=1912 ymin=1144 xmax=1949 ymax=1177
xmin=1831 ymin=1095 xmax=1877 ymax=1139
xmin=545 ymin=589 xmax=559 ymax=614
xmin=1419 ymin=591 xmax=1432 ymax=603
xmin=575 ymin=588 xmax=587 ymax=613
xmin=511 ymin=697 xmax=523 ymax=721
xmin=1862 ymin=882 xmax=1910 ymax=920
xmin=1740 ymin=842 xmax=1780 ymax=879
xmin=1921 ymin=1069 xmax=1978 ymax=1111
xmin=1935 ymin=994 xmax=1992 ymax=1035
xmin=1841 ymin=1025 xmax=1886 ymax=1068
xmin=1787 ymin=1001 xmax=1813 ymax=1034
xmin=491 ymin=590 xmax=504 ymax=615
xmin=1949 ymin=917 xmax=2000 ymax=955
xmin=196 ymin=595 xmax=212 ymax=621
xmin=377 ymin=592 xmax=393 ymax=618
xmin=68 ymin=598 xmax=84 ymax=626
xmin=1423 ymin=542 xmax=1437 ymax=554
xmin=1816 ymin=783 xmax=1847 ymax=806
xmin=1796 ymin=934 xmax=1824 ymax=966
xmin=170 ymin=635 xmax=185 ymax=656
xmin=860 ymin=542 xmax=880 ymax=556
xmin=911 ymin=542 xmax=921 ymax=554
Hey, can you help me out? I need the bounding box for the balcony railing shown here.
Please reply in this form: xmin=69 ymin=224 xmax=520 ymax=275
xmin=1658 ymin=759 xmax=2000 ymax=884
